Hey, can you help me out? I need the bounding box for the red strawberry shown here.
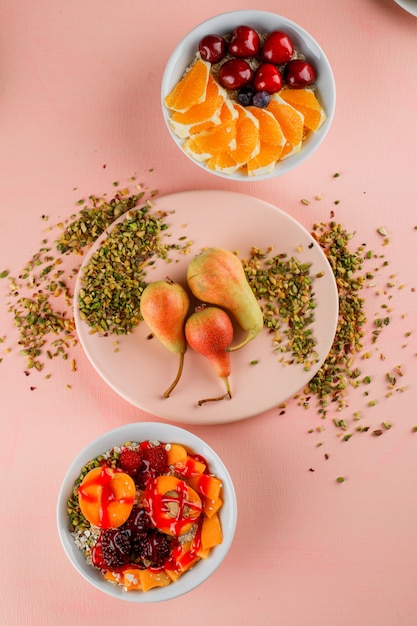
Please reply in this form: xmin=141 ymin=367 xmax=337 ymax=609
xmin=142 ymin=445 xmax=168 ymax=476
xmin=119 ymin=448 xmax=143 ymax=476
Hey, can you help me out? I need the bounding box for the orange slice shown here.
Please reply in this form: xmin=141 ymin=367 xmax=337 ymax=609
xmin=206 ymin=103 xmax=260 ymax=174
xmin=169 ymin=77 xmax=226 ymax=139
xmin=182 ymin=99 xmax=238 ymax=162
xmin=279 ymin=88 xmax=326 ymax=132
xmin=164 ymin=59 xmax=211 ymax=113
xmin=267 ymin=94 xmax=304 ymax=158
xmin=184 ymin=92 xmax=235 ymax=137
xmin=245 ymin=106 xmax=286 ymax=176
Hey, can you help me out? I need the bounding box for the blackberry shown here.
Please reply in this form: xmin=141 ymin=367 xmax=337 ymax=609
xmin=124 ymin=507 xmax=149 ymax=541
xmin=101 ymin=528 xmax=131 ymax=569
xmin=139 ymin=531 xmax=171 ymax=567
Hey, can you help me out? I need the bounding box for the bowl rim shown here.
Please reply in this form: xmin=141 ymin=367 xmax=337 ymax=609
xmin=56 ymin=422 xmax=238 ymax=602
xmin=161 ymin=9 xmax=336 ymax=181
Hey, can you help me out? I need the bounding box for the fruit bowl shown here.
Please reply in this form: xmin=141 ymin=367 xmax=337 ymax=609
xmin=161 ymin=10 xmax=336 ymax=181
xmin=57 ymin=422 xmax=237 ymax=602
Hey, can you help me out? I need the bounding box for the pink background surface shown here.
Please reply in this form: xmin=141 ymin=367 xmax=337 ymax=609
xmin=1 ymin=1 xmax=417 ymax=625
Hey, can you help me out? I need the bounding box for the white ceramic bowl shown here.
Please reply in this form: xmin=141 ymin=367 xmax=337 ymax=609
xmin=393 ymin=0 xmax=417 ymax=17
xmin=57 ymin=422 xmax=237 ymax=602
xmin=161 ymin=10 xmax=336 ymax=181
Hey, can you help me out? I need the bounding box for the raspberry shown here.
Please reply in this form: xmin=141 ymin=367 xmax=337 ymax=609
xmin=142 ymin=445 xmax=168 ymax=476
xmin=119 ymin=448 xmax=143 ymax=476
xmin=100 ymin=528 xmax=131 ymax=569
xmin=139 ymin=531 xmax=171 ymax=567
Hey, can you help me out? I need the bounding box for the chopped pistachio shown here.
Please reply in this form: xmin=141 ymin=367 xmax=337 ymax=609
xmin=242 ymin=247 xmax=318 ymax=366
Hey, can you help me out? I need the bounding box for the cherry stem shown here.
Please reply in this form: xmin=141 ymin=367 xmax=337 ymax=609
xmin=163 ymin=352 xmax=185 ymax=398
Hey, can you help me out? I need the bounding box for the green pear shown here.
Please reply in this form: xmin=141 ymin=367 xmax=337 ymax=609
xmin=185 ymin=305 xmax=233 ymax=405
xmin=186 ymin=247 xmax=264 ymax=351
xmin=140 ymin=278 xmax=189 ymax=398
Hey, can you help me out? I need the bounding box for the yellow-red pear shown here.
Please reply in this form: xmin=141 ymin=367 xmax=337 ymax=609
xmin=185 ymin=304 xmax=233 ymax=404
xmin=140 ymin=278 xmax=189 ymax=397
xmin=187 ymin=247 xmax=264 ymax=351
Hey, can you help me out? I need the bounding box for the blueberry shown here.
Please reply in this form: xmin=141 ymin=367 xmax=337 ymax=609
xmin=237 ymin=86 xmax=255 ymax=106
xmin=252 ymin=90 xmax=270 ymax=108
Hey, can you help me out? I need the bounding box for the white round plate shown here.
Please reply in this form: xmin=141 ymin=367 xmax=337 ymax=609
xmin=393 ymin=0 xmax=417 ymax=16
xmin=74 ymin=190 xmax=338 ymax=424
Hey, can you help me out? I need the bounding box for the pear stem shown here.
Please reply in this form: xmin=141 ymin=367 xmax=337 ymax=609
xmin=197 ymin=377 xmax=232 ymax=406
xmin=163 ymin=352 xmax=185 ymax=398
xmin=223 ymin=376 xmax=232 ymax=398
xmin=227 ymin=330 xmax=255 ymax=352
xmin=198 ymin=392 xmax=231 ymax=406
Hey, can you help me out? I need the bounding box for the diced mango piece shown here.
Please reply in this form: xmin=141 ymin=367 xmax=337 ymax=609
xmin=188 ymin=474 xmax=222 ymax=501
xmin=174 ymin=455 xmax=206 ymax=478
xmin=138 ymin=569 xmax=171 ymax=592
xmin=165 ymin=443 xmax=188 ymax=466
xmin=122 ymin=568 xmax=142 ymax=590
xmin=103 ymin=570 xmax=123 ymax=585
xmin=201 ymin=512 xmax=222 ymax=551
xmin=203 ymin=496 xmax=223 ymax=518
xmin=196 ymin=546 xmax=211 ymax=559
xmin=165 ymin=539 xmax=200 ymax=580
xmin=165 ymin=567 xmax=181 ymax=583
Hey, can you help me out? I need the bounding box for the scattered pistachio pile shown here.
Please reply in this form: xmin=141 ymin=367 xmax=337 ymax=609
xmin=242 ymin=246 xmax=319 ymax=368
xmin=78 ymin=206 xmax=174 ymax=335
xmin=1 ymin=184 xmax=155 ymax=376
xmin=300 ymin=218 xmax=412 ymax=422
xmin=304 ymin=220 xmax=368 ymax=414
xmin=0 ymin=177 xmax=414 ymax=459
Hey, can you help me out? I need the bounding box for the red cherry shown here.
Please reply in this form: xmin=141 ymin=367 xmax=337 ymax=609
xmin=218 ymin=59 xmax=254 ymax=90
xmin=228 ymin=25 xmax=260 ymax=58
xmin=285 ymin=59 xmax=316 ymax=87
xmin=198 ymin=34 xmax=227 ymax=63
xmin=261 ymin=31 xmax=294 ymax=64
xmin=253 ymin=63 xmax=283 ymax=94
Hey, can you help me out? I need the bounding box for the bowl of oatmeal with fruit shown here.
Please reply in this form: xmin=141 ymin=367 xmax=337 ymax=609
xmin=161 ymin=10 xmax=335 ymax=180
xmin=57 ymin=422 xmax=237 ymax=602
